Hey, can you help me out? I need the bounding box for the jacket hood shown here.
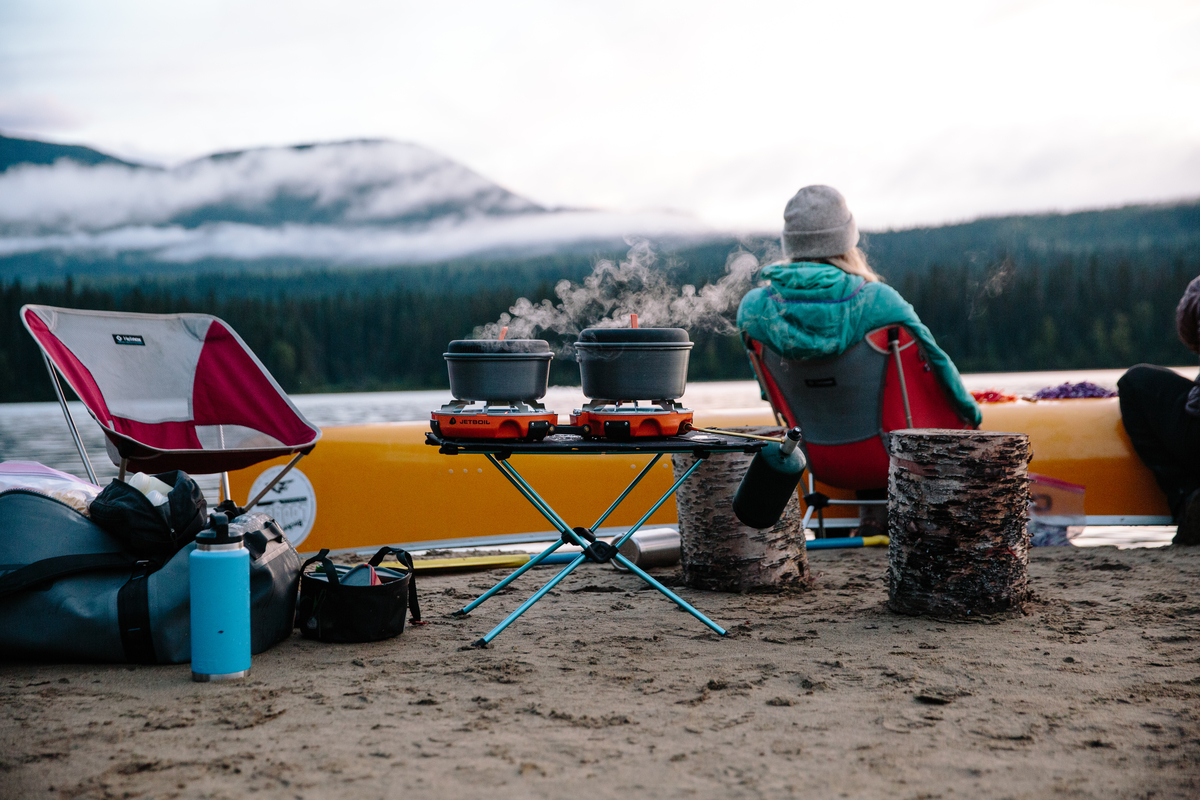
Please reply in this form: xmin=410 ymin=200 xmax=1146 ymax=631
xmin=759 ymin=261 xmax=860 ymax=293
xmin=736 ymin=261 xmax=982 ymax=426
xmin=738 ymin=262 xmax=872 ymax=360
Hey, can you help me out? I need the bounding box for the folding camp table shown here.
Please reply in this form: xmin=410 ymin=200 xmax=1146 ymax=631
xmin=426 ymin=430 xmax=764 ymax=647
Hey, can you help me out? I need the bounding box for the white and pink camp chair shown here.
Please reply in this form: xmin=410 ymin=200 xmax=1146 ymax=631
xmin=21 ymin=305 xmax=321 ymax=512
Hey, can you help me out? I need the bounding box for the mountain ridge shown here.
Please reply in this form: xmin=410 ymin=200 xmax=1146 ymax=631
xmin=0 ymin=132 xmax=144 ymax=172
xmin=0 ymin=134 xmax=714 ymax=275
xmin=0 ymin=133 xmax=1197 ymax=285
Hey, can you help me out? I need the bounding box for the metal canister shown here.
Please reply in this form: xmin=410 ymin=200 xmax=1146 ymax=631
xmin=189 ymin=513 xmax=251 ymax=681
xmin=613 ymin=527 xmax=681 ymax=571
xmin=733 ymin=427 xmax=806 ymax=529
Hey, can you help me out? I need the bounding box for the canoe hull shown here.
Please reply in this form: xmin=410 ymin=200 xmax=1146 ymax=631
xmin=228 ymin=399 xmax=1170 ymax=554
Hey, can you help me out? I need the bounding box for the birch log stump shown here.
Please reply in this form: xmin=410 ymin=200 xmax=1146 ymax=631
xmin=673 ymin=427 xmax=813 ymax=592
xmin=887 ymin=429 xmax=1032 ymax=617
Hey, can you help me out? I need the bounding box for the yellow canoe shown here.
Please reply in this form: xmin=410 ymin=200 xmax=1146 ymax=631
xmin=228 ymin=399 xmax=1170 ymax=554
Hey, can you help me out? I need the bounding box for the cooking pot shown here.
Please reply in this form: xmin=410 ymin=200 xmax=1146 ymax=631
xmin=444 ymin=339 xmax=553 ymax=402
xmin=574 ymin=327 xmax=693 ymax=401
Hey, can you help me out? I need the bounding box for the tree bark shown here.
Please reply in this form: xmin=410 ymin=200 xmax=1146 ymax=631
xmin=887 ymin=429 xmax=1032 ymax=617
xmin=673 ymin=427 xmax=813 ymax=592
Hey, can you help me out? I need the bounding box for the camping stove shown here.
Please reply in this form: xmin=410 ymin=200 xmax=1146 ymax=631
xmin=430 ymin=400 xmax=557 ymax=441
xmin=569 ymin=399 xmax=693 ymax=440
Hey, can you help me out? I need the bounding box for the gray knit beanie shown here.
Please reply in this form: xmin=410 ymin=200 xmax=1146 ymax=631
xmin=781 ymin=185 xmax=859 ymax=260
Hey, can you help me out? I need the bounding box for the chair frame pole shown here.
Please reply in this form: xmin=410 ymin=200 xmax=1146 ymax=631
xmin=215 ymin=426 xmax=231 ymax=503
xmin=743 ymin=334 xmax=785 ymax=427
xmin=887 ymin=329 xmax=914 ymax=429
xmin=41 ymin=353 xmax=98 ymax=485
xmin=242 ymin=451 xmax=307 ymax=513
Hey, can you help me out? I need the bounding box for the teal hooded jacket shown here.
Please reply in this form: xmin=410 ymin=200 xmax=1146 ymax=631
xmin=737 ymin=261 xmax=981 ymax=426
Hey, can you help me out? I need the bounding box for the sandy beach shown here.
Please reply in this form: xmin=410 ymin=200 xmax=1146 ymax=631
xmin=2 ymin=543 xmax=1199 ymax=799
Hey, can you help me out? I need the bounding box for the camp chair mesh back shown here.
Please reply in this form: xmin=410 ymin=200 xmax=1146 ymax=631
xmin=21 ymin=305 xmax=321 ymax=485
xmin=746 ymin=325 xmax=972 ymax=492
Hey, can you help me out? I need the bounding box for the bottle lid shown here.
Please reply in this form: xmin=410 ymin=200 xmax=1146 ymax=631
xmin=196 ymin=512 xmax=243 ymax=545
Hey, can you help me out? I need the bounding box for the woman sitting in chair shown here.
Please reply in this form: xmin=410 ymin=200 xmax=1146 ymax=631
xmin=737 ymin=185 xmax=980 ymax=533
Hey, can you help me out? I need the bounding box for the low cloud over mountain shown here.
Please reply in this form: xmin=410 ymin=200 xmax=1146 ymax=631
xmin=0 ymin=136 xmax=714 ymax=271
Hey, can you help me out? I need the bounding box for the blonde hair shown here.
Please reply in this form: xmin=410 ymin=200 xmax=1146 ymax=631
xmin=819 ymin=248 xmax=882 ymax=283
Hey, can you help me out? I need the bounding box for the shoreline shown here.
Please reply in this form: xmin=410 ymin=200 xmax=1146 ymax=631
xmin=4 ymin=544 xmax=1198 ymax=799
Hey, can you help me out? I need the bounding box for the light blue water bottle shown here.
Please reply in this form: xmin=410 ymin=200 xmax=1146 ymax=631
xmin=190 ymin=512 xmax=251 ymax=681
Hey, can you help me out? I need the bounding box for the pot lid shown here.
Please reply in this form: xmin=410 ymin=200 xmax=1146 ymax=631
xmin=446 ymin=339 xmax=551 ymax=354
xmin=576 ymin=327 xmax=690 ymax=344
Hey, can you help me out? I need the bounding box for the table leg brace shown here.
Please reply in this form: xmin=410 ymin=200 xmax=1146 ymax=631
xmin=469 ymin=454 xmax=726 ymax=645
xmin=456 ymin=453 xmax=663 ymax=616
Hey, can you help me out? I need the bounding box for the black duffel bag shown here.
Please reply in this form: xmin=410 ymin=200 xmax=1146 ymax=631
xmin=0 ymin=489 xmax=300 ymax=664
xmin=296 ymin=546 xmax=422 ymax=643
xmin=88 ymin=471 xmax=208 ymax=559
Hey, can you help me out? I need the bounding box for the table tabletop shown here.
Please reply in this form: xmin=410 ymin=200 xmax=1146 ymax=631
xmin=425 ymin=430 xmax=765 ymax=457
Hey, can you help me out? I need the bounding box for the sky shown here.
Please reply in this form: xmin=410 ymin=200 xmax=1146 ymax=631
xmin=1 ymin=0 xmax=1198 ymax=233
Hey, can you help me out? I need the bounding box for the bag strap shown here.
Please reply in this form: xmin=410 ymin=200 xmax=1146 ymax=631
xmin=367 ymin=546 xmax=422 ymax=623
xmin=301 ymin=549 xmax=339 ymax=588
xmin=118 ymin=559 xmax=158 ymax=664
xmin=0 ymin=553 xmax=138 ymax=599
xmin=0 ymin=552 xmax=160 ymax=664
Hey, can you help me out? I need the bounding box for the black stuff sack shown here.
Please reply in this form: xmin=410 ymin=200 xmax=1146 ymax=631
xmin=296 ymin=546 xmax=422 ymax=643
xmin=89 ymin=471 xmax=207 ymax=558
xmin=0 ymin=489 xmax=299 ymax=664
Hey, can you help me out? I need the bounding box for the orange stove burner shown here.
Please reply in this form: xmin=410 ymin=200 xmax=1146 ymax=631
xmin=569 ymin=402 xmax=693 ymax=440
xmin=431 ymin=402 xmax=556 ymax=441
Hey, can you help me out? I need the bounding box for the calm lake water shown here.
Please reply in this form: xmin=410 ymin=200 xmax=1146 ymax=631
xmin=0 ymin=370 xmax=1183 ymax=549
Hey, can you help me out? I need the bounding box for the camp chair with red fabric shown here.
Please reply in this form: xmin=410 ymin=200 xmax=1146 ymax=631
xmin=743 ymin=325 xmax=975 ymax=536
xmin=21 ymin=305 xmax=321 ymax=513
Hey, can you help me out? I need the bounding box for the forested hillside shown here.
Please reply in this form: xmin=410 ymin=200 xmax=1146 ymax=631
xmin=1 ymin=200 xmax=1197 ymax=403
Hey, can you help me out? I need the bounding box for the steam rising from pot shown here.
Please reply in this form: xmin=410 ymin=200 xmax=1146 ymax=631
xmin=473 ymin=239 xmax=762 ymax=345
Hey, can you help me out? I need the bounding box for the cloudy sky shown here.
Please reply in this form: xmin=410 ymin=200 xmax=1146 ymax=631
xmin=1 ymin=0 xmax=1198 ymax=232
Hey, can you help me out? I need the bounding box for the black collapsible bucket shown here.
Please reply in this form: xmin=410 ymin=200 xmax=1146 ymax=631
xmin=295 ymin=547 xmax=421 ymax=643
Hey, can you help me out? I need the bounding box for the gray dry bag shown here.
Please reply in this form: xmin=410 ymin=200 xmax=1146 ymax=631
xmin=0 ymin=489 xmax=300 ymax=664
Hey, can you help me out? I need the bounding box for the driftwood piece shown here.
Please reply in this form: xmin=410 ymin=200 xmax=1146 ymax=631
xmin=887 ymin=429 xmax=1032 ymax=617
xmin=673 ymin=427 xmax=813 ymax=592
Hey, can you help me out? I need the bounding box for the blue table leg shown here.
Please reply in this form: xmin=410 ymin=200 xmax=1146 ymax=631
xmin=496 ymin=452 xmax=663 ymax=539
xmin=473 ymin=553 xmax=590 ymax=647
xmin=488 ymin=454 xmax=575 ymax=536
xmin=611 ymin=457 xmax=705 ymax=550
xmin=589 ymin=454 xmax=662 ymax=530
xmin=611 ymin=552 xmax=726 ymax=636
xmin=456 ymin=455 xmax=595 ymax=617
xmin=491 ymin=457 xmax=595 ymax=552
xmin=454 ymin=537 xmax=566 ymax=616
xmin=464 ymin=450 xmax=726 ymax=646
